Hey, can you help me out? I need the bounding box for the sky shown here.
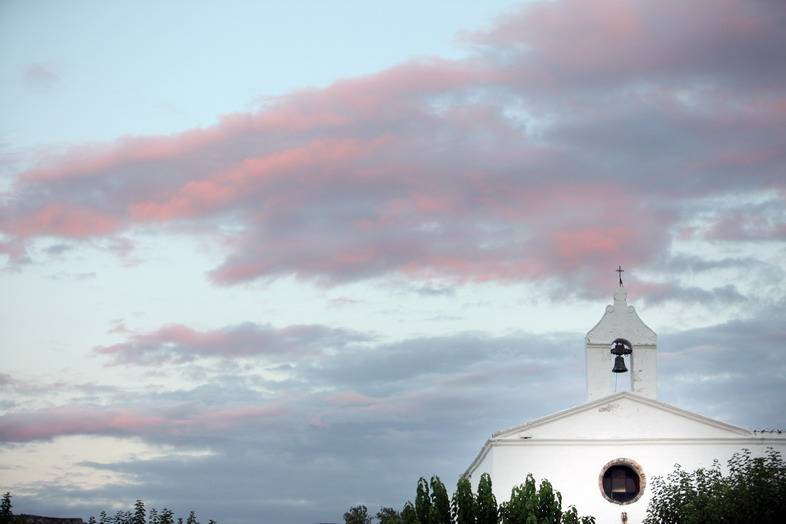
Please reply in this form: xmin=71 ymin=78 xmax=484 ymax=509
xmin=1 ymin=0 xmax=785 ymax=522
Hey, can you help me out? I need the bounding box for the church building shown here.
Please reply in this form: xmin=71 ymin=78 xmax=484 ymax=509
xmin=464 ymin=281 xmax=786 ymax=523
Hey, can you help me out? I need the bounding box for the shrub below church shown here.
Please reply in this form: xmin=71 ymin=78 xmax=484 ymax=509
xmin=347 ymin=472 xmax=593 ymax=524
xmin=644 ymin=448 xmax=786 ymax=524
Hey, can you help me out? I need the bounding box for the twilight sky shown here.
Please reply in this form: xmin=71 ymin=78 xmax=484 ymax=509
xmin=1 ymin=0 xmax=785 ymax=522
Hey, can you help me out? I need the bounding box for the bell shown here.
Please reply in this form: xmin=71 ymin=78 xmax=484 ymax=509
xmin=612 ymin=355 xmax=628 ymax=373
xmin=611 ymin=339 xmax=632 ymax=355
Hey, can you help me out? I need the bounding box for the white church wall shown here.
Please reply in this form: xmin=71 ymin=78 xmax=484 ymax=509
xmin=487 ymin=440 xmax=786 ymax=524
xmin=586 ymin=346 xmax=613 ymax=401
xmin=505 ymin=396 xmax=750 ymax=440
xmin=630 ymin=346 xmax=657 ymax=399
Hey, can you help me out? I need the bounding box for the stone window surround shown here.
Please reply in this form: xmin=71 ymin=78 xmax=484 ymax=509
xmin=598 ymin=457 xmax=646 ymax=505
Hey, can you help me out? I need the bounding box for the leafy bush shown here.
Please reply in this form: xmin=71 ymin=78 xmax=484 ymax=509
xmin=645 ymin=448 xmax=786 ymax=524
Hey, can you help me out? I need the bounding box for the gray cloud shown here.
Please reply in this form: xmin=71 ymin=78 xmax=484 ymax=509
xmin=6 ymin=309 xmax=785 ymax=522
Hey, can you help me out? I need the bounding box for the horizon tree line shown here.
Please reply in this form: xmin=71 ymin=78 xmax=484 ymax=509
xmin=0 ymin=494 xmax=216 ymax=524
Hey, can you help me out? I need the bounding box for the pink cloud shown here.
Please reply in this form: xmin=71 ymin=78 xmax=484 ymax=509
xmin=0 ymin=402 xmax=287 ymax=443
xmin=96 ymin=322 xmax=369 ymax=366
xmin=2 ymin=0 xmax=784 ymax=297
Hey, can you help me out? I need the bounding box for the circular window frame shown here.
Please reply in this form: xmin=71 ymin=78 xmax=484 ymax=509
xmin=598 ymin=458 xmax=646 ymax=505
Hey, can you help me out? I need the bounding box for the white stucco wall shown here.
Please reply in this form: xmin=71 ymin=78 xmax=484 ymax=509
xmin=479 ymin=439 xmax=785 ymax=524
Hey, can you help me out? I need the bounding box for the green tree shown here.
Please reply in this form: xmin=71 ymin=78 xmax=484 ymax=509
xmin=401 ymin=502 xmax=418 ymax=524
xmin=430 ymin=476 xmax=451 ymax=524
xmin=499 ymin=475 xmax=572 ymax=524
xmin=343 ymin=505 xmax=371 ymax=524
xmin=645 ymin=448 xmax=786 ymax=524
xmin=158 ymin=509 xmax=175 ymax=524
xmin=452 ymin=477 xmax=475 ymax=524
xmin=416 ymin=477 xmax=432 ymax=524
xmin=561 ymin=506 xmax=595 ymax=524
xmin=535 ymin=479 xmax=561 ymax=524
xmin=87 ymin=517 xmax=97 ymax=524
xmin=99 ymin=510 xmax=108 ymax=524
xmin=376 ymin=507 xmax=401 ymax=524
xmin=0 ymin=493 xmax=12 ymax=524
xmin=148 ymin=508 xmax=158 ymax=524
xmin=476 ymin=473 xmax=498 ymax=524
xmin=500 ymin=473 xmax=537 ymax=524
xmin=132 ymin=500 xmax=146 ymax=524
xmin=186 ymin=511 xmax=198 ymax=524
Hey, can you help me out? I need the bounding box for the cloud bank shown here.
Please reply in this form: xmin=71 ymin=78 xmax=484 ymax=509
xmin=1 ymin=0 xmax=783 ymax=298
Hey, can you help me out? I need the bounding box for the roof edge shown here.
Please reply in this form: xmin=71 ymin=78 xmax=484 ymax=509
xmin=492 ymin=392 xmax=753 ymax=439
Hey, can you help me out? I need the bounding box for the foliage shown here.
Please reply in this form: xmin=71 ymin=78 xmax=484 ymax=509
xmin=132 ymin=499 xmax=146 ymax=524
xmin=452 ymin=477 xmax=475 ymax=524
xmin=644 ymin=448 xmax=786 ymax=524
xmin=158 ymin=508 xmax=175 ymax=524
xmin=83 ymin=503 xmax=204 ymax=524
xmin=344 ymin=505 xmax=372 ymax=524
xmin=415 ymin=477 xmax=432 ymax=524
xmin=338 ymin=471 xmax=593 ymax=524
xmin=561 ymin=506 xmax=595 ymax=524
xmin=400 ymin=502 xmax=418 ymax=524
xmin=376 ymin=506 xmax=401 ymax=524
xmin=476 ymin=473 xmax=498 ymax=524
xmin=0 ymin=493 xmax=12 ymax=524
xmin=430 ymin=476 xmax=451 ymax=524
xmin=498 ymin=474 xmax=592 ymax=524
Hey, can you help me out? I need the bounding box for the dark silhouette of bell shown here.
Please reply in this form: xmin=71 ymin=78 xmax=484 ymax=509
xmin=611 ymin=339 xmax=632 ymax=355
xmin=612 ymin=355 xmax=628 ymax=373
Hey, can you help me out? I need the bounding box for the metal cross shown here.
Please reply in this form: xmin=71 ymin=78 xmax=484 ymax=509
xmin=616 ymin=265 xmax=624 ymax=287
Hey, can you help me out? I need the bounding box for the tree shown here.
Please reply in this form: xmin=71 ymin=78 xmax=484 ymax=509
xmin=645 ymin=448 xmax=786 ymax=524
xmin=132 ymin=500 xmax=146 ymax=524
xmin=452 ymin=477 xmax=475 ymax=524
xmin=148 ymin=508 xmax=158 ymax=524
xmin=88 ymin=517 xmax=97 ymax=524
xmin=500 ymin=473 xmax=538 ymax=524
xmin=186 ymin=511 xmax=198 ymax=524
xmin=376 ymin=507 xmax=401 ymax=524
xmin=476 ymin=473 xmax=498 ymax=524
xmin=0 ymin=493 xmax=12 ymax=524
xmin=430 ymin=476 xmax=451 ymax=524
xmin=416 ymin=477 xmax=432 ymax=524
xmin=401 ymin=502 xmax=418 ymax=524
xmin=99 ymin=511 xmax=108 ymax=524
xmin=343 ymin=505 xmax=371 ymax=524
xmin=561 ymin=506 xmax=595 ymax=524
xmin=499 ymin=474 xmax=591 ymax=524
xmin=158 ymin=508 xmax=175 ymax=524
xmin=535 ymin=479 xmax=561 ymax=524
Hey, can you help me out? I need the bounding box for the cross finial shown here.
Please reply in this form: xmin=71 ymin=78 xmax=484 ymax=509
xmin=616 ymin=265 xmax=625 ymax=287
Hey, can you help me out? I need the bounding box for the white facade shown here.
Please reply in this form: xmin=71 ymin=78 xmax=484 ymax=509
xmin=464 ymin=287 xmax=786 ymax=524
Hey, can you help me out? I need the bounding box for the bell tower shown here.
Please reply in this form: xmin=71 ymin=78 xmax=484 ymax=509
xmin=585 ymin=283 xmax=657 ymax=401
